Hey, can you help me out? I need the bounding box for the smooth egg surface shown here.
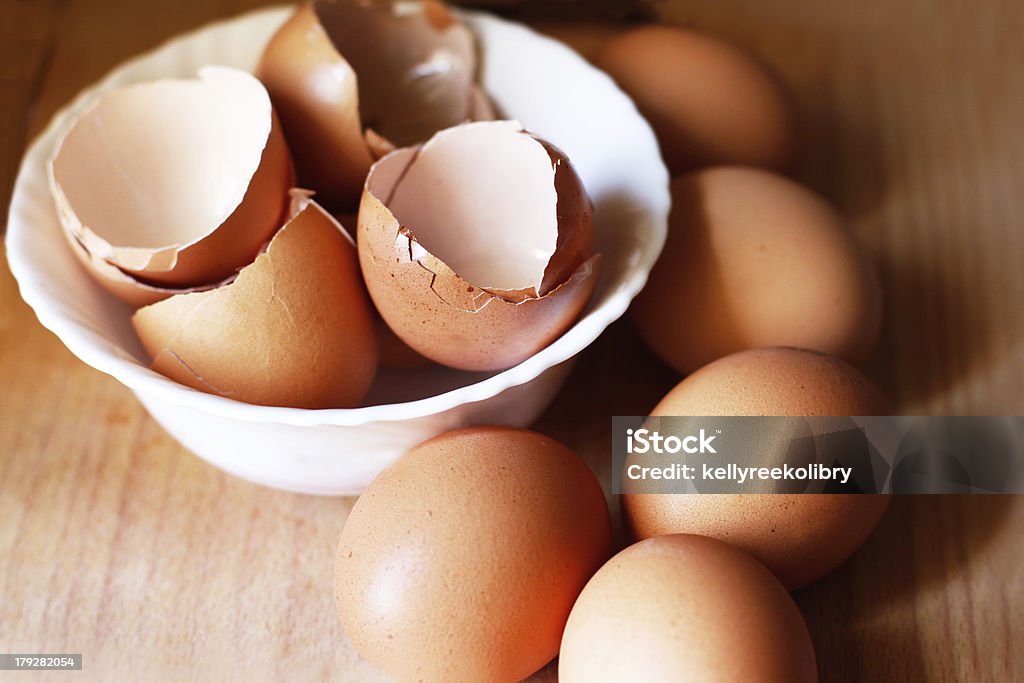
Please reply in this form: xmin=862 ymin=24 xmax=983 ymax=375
xmin=623 ymin=348 xmax=891 ymax=589
xmin=335 ymin=426 xmax=611 ymax=682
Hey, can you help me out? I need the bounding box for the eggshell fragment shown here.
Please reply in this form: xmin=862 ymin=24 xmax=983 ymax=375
xmin=258 ymin=0 xmax=492 ymax=208
xmin=335 ymin=426 xmax=611 ymax=682
xmin=358 ymin=121 xmax=601 ymax=371
xmin=50 ymin=66 xmax=293 ymax=289
xmin=622 ymin=348 xmax=891 ymax=589
xmin=559 ymin=535 xmax=818 ymax=683
xmin=132 ymin=194 xmax=377 ymax=409
xmin=63 ymin=228 xmax=216 ymax=308
xmin=632 ymin=168 xmax=882 ymax=375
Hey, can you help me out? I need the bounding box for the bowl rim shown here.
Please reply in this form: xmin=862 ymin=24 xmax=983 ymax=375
xmin=5 ymin=4 xmax=669 ymax=428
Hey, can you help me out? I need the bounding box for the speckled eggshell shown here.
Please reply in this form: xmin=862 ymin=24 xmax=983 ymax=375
xmin=631 ymin=167 xmax=882 ymax=375
xmin=357 ymin=126 xmax=601 ymax=372
xmin=622 ymin=347 xmax=891 ymax=590
xmin=593 ymin=26 xmax=796 ymax=174
xmin=559 ymin=534 xmax=818 ymax=683
xmin=335 ymin=426 xmax=611 ymax=682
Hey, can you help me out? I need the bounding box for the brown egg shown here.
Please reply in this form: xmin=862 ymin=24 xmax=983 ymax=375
xmin=358 ymin=121 xmax=601 ymax=371
xmin=593 ymin=26 xmax=796 ymax=174
xmin=132 ymin=193 xmax=377 ymax=409
xmin=50 ymin=67 xmax=293 ymax=291
xmin=335 ymin=426 xmax=611 ymax=682
xmin=631 ymin=167 xmax=881 ymax=375
xmin=258 ymin=0 xmax=493 ymax=209
xmin=559 ymin=535 xmax=818 ymax=683
xmin=622 ymin=347 xmax=890 ymax=589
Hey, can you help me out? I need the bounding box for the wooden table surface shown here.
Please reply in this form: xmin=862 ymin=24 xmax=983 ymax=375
xmin=2 ymin=0 xmax=1022 ymax=681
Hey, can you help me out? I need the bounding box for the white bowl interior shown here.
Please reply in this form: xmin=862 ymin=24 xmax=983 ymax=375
xmin=6 ymin=5 xmax=669 ymax=429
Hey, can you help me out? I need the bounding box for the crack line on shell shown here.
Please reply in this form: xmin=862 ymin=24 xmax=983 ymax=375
xmin=159 ymin=348 xmax=235 ymax=397
xmin=267 ymin=261 xmax=297 ymax=327
xmin=410 ymin=248 xmax=495 ymax=313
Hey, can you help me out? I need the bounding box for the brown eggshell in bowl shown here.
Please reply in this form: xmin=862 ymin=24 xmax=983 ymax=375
xmin=357 ymin=121 xmax=601 ymax=372
xmin=257 ymin=0 xmax=492 ymax=209
xmin=49 ymin=67 xmax=293 ymax=289
xmin=62 ymin=227 xmax=214 ymax=308
xmin=132 ymin=194 xmax=377 ymax=409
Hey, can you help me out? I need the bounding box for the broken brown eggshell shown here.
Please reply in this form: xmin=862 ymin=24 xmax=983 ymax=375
xmin=257 ymin=0 xmax=494 ymax=209
xmin=62 ymin=227 xmax=221 ymax=308
xmin=132 ymin=193 xmax=378 ymax=409
xmin=49 ymin=66 xmax=294 ymax=292
xmin=358 ymin=120 xmax=601 ymax=372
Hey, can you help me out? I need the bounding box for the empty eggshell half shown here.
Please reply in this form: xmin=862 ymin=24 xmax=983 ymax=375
xmin=358 ymin=120 xmax=601 ymax=372
xmin=257 ymin=0 xmax=493 ymax=208
xmin=49 ymin=66 xmax=293 ymax=289
xmin=132 ymin=192 xmax=377 ymax=409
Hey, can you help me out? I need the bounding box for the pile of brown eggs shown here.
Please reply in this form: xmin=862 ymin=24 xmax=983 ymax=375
xmin=335 ymin=350 xmax=886 ymax=682
xmin=54 ymin=2 xmax=890 ymax=680
xmin=330 ymin=18 xmax=890 ymax=683
xmin=50 ymin=0 xmax=600 ymax=408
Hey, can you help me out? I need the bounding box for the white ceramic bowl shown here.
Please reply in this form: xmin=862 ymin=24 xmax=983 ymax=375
xmin=6 ymin=6 xmax=669 ymax=494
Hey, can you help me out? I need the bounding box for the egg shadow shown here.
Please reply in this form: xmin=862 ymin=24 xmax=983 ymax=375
xmin=789 ymin=73 xmax=892 ymax=227
xmin=533 ymin=317 xmax=680 ymax=551
xmin=794 ymin=494 xmax=1015 ymax=682
xmin=863 ymin=247 xmax=1002 ymax=412
xmin=528 ymin=320 xmax=679 ymax=682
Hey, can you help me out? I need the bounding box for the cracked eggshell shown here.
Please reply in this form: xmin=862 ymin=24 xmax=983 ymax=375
xmin=49 ymin=66 xmax=293 ymax=290
xmin=131 ymin=195 xmax=377 ymax=409
xmin=257 ymin=0 xmax=493 ymax=209
xmin=63 ymin=228 xmax=217 ymax=308
xmin=358 ymin=121 xmax=600 ymax=372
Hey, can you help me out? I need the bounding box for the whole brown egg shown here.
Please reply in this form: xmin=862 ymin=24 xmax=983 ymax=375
xmin=593 ymin=26 xmax=796 ymax=174
xmin=559 ymin=534 xmax=818 ymax=682
xmin=335 ymin=426 xmax=611 ymax=682
xmin=631 ymin=167 xmax=882 ymax=375
xmin=622 ymin=347 xmax=891 ymax=589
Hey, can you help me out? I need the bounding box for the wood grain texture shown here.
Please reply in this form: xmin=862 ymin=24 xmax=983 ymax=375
xmin=1 ymin=0 xmax=1022 ymax=681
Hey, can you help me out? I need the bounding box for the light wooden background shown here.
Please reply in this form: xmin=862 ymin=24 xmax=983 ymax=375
xmin=1 ymin=0 xmax=1022 ymax=681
